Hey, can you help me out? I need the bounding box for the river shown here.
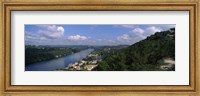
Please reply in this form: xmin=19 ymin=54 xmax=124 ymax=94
xmin=25 ymin=48 xmax=94 ymax=71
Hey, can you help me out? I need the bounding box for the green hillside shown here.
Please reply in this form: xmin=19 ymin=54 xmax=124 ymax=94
xmin=93 ymin=28 xmax=175 ymax=71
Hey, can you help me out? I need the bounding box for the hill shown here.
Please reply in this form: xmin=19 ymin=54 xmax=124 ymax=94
xmin=93 ymin=28 xmax=175 ymax=71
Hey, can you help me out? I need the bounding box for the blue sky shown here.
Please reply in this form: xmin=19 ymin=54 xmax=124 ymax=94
xmin=25 ymin=24 xmax=175 ymax=45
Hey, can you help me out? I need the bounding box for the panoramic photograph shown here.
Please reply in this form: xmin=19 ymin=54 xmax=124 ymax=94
xmin=25 ymin=24 xmax=175 ymax=71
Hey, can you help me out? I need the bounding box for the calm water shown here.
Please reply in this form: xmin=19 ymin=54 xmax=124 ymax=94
xmin=25 ymin=49 xmax=94 ymax=71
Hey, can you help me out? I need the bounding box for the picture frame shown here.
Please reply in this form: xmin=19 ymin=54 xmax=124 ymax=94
xmin=0 ymin=0 xmax=199 ymax=96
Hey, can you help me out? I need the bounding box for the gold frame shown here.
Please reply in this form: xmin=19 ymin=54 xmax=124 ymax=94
xmin=0 ymin=0 xmax=199 ymax=96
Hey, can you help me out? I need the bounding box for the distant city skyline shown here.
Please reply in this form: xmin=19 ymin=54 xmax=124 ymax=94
xmin=25 ymin=24 xmax=175 ymax=45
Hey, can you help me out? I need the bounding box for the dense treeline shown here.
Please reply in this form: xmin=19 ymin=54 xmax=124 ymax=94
xmin=25 ymin=45 xmax=86 ymax=65
xmin=93 ymin=28 xmax=175 ymax=71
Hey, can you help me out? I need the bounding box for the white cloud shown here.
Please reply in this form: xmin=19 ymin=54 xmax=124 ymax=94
xmin=131 ymin=28 xmax=144 ymax=34
xmin=67 ymin=35 xmax=88 ymax=41
xmin=146 ymin=26 xmax=162 ymax=33
xmin=47 ymin=25 xmax=57 ymax=31
xmin=25 ymin=25 xmax=66 ymax=46
xmin=115 ymin=25 xmax=173 ymax=44
xmin=25 ymin=32 xmax=47 ymax=40
xmin=39 ymin=37 xmax=47 ymax=40
xmin=117 ymin=34 xmax=129 ymax=41
xmin=108 ymin=40 xmax=116 ymax=43
xmin=38 ymin=25 xmax=65 ymax=39
xmin=57 ymin=26 xmax=64 ymax=32
xmin=116 ymin=26 xmax=162 ymax=44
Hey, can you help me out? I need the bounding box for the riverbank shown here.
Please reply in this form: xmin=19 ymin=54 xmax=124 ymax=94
xmin=58 ymin=53 xmax=100 ymax=71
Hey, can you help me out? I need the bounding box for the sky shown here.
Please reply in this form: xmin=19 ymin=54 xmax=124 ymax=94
xmin=25 ymin=24 xmax=175 ymax=46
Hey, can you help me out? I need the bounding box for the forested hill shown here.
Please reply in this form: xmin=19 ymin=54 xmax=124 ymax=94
xmin=93 ymin=28 xmax=175 ymax=71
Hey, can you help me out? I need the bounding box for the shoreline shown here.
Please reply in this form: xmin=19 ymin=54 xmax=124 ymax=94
xmin=57 ymin=53 xmax=100 ymax=71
